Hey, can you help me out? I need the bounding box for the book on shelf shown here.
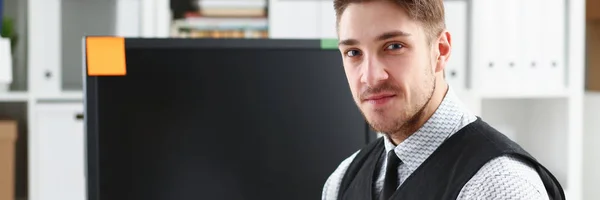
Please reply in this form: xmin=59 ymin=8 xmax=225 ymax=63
xmin=195 ymin=0 xmax=267 ymax=17
xmin=200 ymin=8 xmax=265 ymax=17
xmin=170 ymin=16 xmax=268 ymax=39
xmin=173 ymin=17 xmax=268 ymax=30
xmin=172 ymin=0 xmax=269 ymax=39
xmin=196 ymin=0 xmax=267 ymax=9
xmin=173 ymin=29 xmax=268 ymax=39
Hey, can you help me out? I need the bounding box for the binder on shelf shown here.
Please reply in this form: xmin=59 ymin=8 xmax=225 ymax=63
xmin=29 ymin=0 xmax=61 ymax=96
xmin=540 ymin=0 xmax=567 ymax=91
xmin=519 ymin=0 xmax=543 ymax=92
xmin=477 ymin=0 xmax=503 ymax=93
xmin=443 ymin=1 xmax=468 ymax=91
xmin=499 ymin=0 xmax=521 ymax=91
xmin=476 ymin=0 xmax=568 ymax=97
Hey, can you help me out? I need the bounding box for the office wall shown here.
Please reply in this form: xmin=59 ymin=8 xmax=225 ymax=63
xmin=583 ymin=92 xmax=600 ymax=200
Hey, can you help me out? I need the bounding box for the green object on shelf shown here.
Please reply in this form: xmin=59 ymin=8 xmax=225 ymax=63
xmin=320 ymin=38 xmax=338 ymax=50
xmin=1 ymin=17 xmax=18 ymax=51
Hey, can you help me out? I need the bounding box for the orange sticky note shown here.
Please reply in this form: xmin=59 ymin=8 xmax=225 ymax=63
xmin=86 ymin=36 xmax=126 ymax=76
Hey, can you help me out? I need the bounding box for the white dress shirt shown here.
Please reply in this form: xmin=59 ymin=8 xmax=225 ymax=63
xmin=322 ymin=86 xmax=550 ymax=200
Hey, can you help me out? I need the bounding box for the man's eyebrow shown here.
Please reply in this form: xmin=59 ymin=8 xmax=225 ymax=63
xmin=338 ymin=30 xmax=412 ymax=47
xmin=377 ymin=30 xmax=411 ymax=41
xmin=338 ymin=39 xmax=359 ymax=46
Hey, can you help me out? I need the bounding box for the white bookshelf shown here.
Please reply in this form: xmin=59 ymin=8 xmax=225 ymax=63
xmin=0 ymin=0 xmax=148 ymax=199
xmin=0 ymin=0 xmax=588 ymax=200
xmin=473 ymin=0 xmax=585 ymax=198
xmin=0 ymin=91 xmax=28 ymax=102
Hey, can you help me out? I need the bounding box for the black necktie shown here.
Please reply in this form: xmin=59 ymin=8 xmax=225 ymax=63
xmin=380 ymin=150 xmax=401 ymax=200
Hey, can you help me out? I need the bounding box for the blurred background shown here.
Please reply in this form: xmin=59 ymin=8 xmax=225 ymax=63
xmin=0 ymin=0 xmax=598 ymax=199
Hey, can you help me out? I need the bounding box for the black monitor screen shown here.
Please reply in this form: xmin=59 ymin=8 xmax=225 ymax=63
xmin=85 ymin=38 xmax=371 ymax=200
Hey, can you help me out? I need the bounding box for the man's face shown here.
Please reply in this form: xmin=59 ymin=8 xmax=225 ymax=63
xmin=337 ymin=1 xmax=440 ymax=135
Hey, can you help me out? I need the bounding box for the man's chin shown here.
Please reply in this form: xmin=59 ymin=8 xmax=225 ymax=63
xmin=361 ymin=104 xmax=393 ymax=115
xmin=369 ymin=126 xmax=395 ymax=135
xmin=366 ymin=118 xmax=399 ymax=133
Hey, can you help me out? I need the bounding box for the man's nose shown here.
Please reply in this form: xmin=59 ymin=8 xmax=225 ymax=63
xmin=360 ymin=55 xmax=389 ymax=87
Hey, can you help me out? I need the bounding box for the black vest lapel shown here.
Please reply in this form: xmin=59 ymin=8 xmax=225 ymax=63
xmin=338 ymin=138 xmax=384 ymax=200
xmin=387 ymin=117 xmax=565 ymax=200
xmin=337 ymin=117 xmax=566 ymax=200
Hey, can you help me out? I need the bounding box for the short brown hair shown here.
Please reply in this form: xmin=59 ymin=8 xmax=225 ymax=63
xmin=334 ymin=0 xmax=446 ymax=42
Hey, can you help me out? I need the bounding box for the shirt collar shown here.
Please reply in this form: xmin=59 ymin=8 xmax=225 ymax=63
xmin=382 ymin=86 xmax=474 ymax=172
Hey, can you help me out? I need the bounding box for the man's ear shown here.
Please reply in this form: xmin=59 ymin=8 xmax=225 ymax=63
xmin=435 ymin=30 xmax=452 ymax=73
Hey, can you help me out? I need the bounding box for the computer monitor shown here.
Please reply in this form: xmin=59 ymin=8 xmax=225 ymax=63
xmin=84 ymin=37 xmax=374 ymax=200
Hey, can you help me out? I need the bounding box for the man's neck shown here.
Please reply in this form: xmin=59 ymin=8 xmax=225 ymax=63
xmin=388 ymin=78 xmax=449 ymax=145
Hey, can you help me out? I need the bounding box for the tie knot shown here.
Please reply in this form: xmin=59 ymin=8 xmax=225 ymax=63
xmin=387 ymin=150 xmax=401 ymax=166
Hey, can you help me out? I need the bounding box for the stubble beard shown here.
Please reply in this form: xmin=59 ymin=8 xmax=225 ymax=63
xmin=361 ymin=66 xmax=437 ymax=141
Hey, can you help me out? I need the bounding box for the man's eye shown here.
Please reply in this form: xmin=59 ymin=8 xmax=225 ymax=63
xmin=386 ymin=43 xmax=403 ymax=50
xmin=346 ymin=50 xmax=361 ymax=57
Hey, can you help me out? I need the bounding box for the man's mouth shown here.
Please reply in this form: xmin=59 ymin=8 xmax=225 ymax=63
xmin=363 ymin=94 xmax=396 ymax=105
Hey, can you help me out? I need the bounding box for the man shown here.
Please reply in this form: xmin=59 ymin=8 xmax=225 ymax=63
xmin=322 ymin=0 xmax=565 ymax=199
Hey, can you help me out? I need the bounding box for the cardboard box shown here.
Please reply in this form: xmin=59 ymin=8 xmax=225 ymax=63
xmin=588 ymin=0 xmax=600 ymax=20
xmin=0 ymin=120 xmax=17 ymax=200
xmin=587 ymin=20 xmax=600 ymax=91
